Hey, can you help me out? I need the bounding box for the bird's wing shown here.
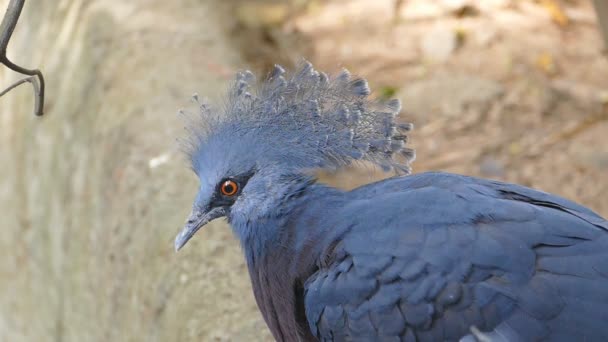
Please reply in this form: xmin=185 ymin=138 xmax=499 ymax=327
xmin=304 ymin=173 xmax=608 ymax=341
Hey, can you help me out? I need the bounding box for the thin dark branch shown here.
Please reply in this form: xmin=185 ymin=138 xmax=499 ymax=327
xmin=0 ymin=0 xmax=45 ymax=116
xmin=0 ymin=74 xmax=34 ymax=96
xmin=0 ymin=74 xmax=41 ymax=114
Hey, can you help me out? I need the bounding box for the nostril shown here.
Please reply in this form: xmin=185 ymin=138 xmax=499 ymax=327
xmin=186 ymin=210 xmax=202 ymax=225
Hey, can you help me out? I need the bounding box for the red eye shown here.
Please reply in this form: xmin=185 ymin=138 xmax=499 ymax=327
xmin=220 ymin=179 xmax=238 ymax=196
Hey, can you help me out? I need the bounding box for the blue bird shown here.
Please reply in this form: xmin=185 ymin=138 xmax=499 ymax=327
xmin=175 ymin=62 xmax=608 ymax=341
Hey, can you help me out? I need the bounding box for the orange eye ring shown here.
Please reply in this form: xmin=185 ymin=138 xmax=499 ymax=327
xmin=220 ymin=179 xmax=239 ymax=196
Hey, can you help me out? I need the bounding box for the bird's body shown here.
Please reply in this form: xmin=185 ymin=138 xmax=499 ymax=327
xmin=174 ymin=62 xmax=608 ymax=341
xmin=233 ymin=172 xmax=608 ymax=341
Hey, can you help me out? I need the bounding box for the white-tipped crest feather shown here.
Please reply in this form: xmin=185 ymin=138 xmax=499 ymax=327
xmin=182 ymin=61 xmax=415 ymax=174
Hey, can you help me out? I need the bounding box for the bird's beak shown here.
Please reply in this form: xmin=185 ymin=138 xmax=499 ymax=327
xmin=174 ymin=206 xmax=227 ymax=252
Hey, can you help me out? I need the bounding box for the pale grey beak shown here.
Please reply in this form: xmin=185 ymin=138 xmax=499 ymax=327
xmin=174 ymin=207 xmax=227 ymax=251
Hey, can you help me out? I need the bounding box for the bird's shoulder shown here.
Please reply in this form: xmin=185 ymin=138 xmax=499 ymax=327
xmin=341 ymin=171 xmax=605 ymax=233
xmin=303 ymin=172 xmax=608 ymax=341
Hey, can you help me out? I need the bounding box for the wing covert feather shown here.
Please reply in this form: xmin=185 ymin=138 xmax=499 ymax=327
xmin=304 ymin=174 xmax=608 ymax=341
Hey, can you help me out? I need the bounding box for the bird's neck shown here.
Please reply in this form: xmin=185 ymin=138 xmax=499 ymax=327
xmin=237 ymin=180 xmax=345 ymax=341
xmin=238 ymin=180 xmax=343 ymax=265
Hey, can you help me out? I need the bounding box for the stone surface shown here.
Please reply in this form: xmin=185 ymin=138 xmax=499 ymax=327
xmin=0 ymin=1 xmax=270 ymax=341
xmin=399 ymin=75 xmax=505 ymax=120
xmin=420 ymin=24 xmax=458 ymax=62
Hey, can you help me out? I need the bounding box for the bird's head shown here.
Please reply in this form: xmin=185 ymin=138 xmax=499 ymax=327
xmin=174 ymin=61 xmax=415 ymax=251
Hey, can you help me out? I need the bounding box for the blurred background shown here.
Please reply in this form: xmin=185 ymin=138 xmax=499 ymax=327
xmin=0 ymin=0 xmax=606 ymax=341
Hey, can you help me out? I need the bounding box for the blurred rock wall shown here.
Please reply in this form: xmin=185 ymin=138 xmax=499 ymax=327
xmin=0 ymin=1 xmax=269 ymax=340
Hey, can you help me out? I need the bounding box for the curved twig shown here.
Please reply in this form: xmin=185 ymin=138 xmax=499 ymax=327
xmin=0 ymin=74 xmax=37 ymax=95
xmin=0 ymin=0 xmax=45 ymax=116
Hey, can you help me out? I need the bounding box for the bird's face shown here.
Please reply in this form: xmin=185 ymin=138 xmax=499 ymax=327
xmin=174 ymin=121 xmax=303 ymax=251
xmin=174 ymin=151 xmax=311 ymax=251
xmin=174 ymin=158 xmax=257 ymax=251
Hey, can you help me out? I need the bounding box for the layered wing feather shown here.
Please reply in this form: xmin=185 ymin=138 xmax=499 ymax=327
xmin=304 ymin=172 xmax=608 ymax=341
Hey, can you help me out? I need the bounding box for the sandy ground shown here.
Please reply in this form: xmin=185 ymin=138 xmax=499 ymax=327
xmin=0 ymin=0 xmax=606 ymax=341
